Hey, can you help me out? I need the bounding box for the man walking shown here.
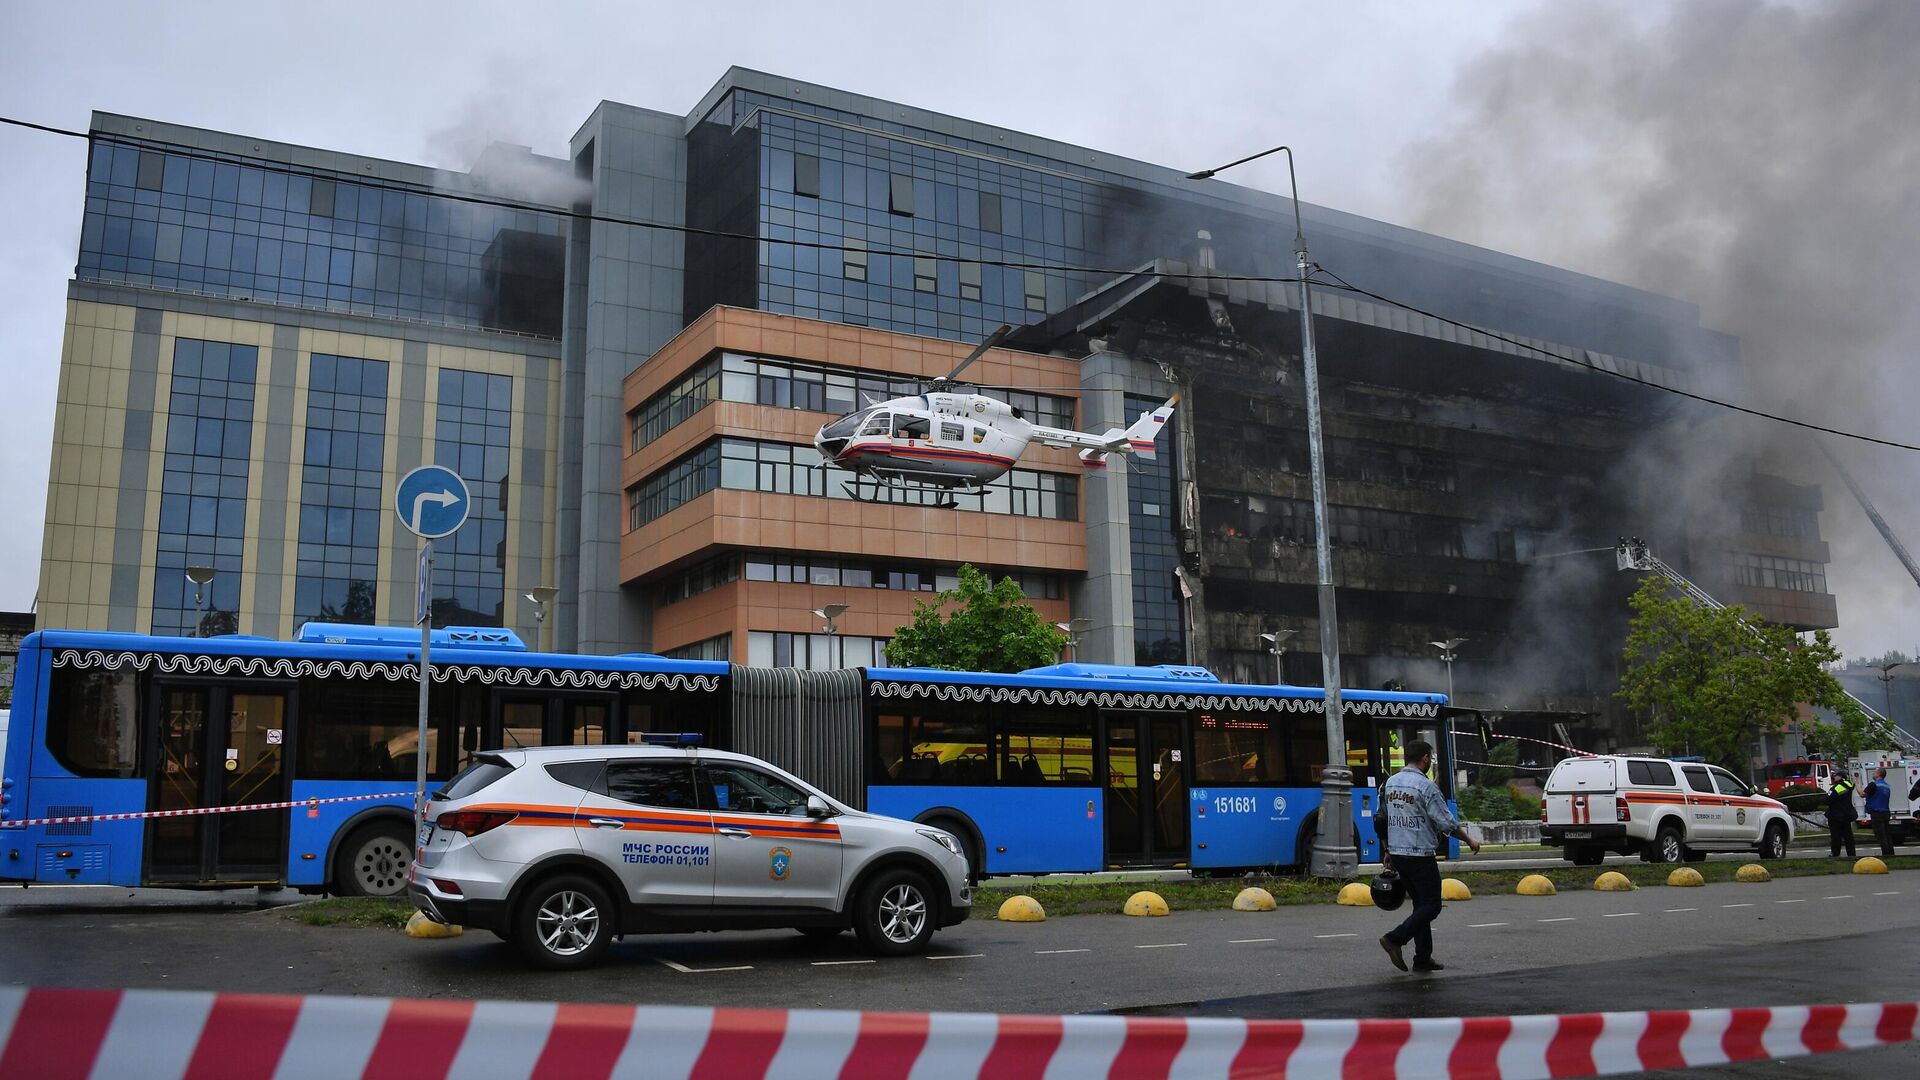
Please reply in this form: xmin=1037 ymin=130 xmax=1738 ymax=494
xmin=1826 ymin=769 xmax=1857 ymax=859
xmin=1377 ymin=739 xmax=1481 ymax=973
xmin=1863 ymin=767 xmax=1896 ymax=858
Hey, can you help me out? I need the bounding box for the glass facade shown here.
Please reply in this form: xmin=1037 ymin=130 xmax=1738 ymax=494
xmin=79 ymin=139 xmax=566 ymax=336
xmin=1732 ymin=553 xmax=1828 ymax=594
xmin=432 ymin=369 xmax=512 ymax=625
xmin=1126 ymin=394 xmax=1184 ymax=664
xmin=293 ymin=355 xmax=390 ymax=626
xmin=152 ymin=339 xmax=257 ymax=636
xmin=630 ymin=350 xmax=1073 ymax=453
xmin=747 ymin=630 xmax=889 ymax=670
xmin=626 ymin=438 xmax=1078 ymax=529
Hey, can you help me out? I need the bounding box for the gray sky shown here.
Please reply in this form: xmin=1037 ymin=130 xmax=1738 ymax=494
xmin=3 ymin=0 xmax=1913 ymax=659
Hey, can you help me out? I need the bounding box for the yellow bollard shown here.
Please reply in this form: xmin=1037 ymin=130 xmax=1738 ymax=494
xmin=1666 ymin=867 xmax=1705 ymax=887
xmin=1593 ymin=871 xmax=1637 ymax=892
xmin=1516 ymin=874 xmax=1556 ymax=896
xmin=1336 ymin=882 xmax=1376 ymax=906
xmin=1735 ymin=863 xmax=1772 ymax=883
xmin=405 ymin=911 xmax=464 ymax=938
xmin=997 ymin=895 xmax=1047 ymax=921
xmin=1853 ymin=857 xmax=1889 ymax=875
xmin=1123 ymin=890 xmax=1170 ymax=916
xmin=1232 ymin=887 xmax=1277 ymax=912
xmin=1441 ymin=878 xmax=1472 ymax=901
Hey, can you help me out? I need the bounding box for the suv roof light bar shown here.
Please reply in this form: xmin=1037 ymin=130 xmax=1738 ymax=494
xmin=638 ymin=732 xmax=703 ymax=746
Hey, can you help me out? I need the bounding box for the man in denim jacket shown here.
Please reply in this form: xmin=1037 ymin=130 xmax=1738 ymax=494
xmin=1377 ymin=739 xmax=1481 ymax=973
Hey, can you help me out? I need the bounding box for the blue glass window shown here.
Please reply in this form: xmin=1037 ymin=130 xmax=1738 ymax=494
xmin=294 ymin=355 xmax=390 ymax=626
xmin=1126 ymin=394 xmax=1184 ymax=664
xmin=152 ymin=339 xmax=258 ymax=636
xmin=431 ymin=369 xmax=512 ymax=625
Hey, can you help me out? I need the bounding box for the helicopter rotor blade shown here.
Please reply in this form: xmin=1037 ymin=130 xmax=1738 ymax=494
xmin=935 ymin=324 xmax=1013 ymax=385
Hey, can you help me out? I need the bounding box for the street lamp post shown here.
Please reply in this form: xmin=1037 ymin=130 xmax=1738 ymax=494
xmin=1055 ymin=618 xmax=1091 ymax=662
xmin=1188 ymin=145 xmax=1355 ymax=877
xmin=812 ymin=605 xmax=849 ymax=667
xmin=1876 ymin=662 xmax=1909 ymax=726
xmin=1260 ymin=629 xmax=1298 ymax=685
xmin=1431 ymin=638 xmax=1467 ymax=791
xmin=523 ymin=586 xmax=559 ymax=652
xmin=185 ymin=566 xmax=216 ymax=636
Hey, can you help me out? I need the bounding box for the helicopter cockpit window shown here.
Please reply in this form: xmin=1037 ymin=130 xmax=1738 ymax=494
xmin=897 ymin=416 xmax=930 ymax=441
xmin=821 ymin=411 xmax=867 ymax=440
xmin=859 ymin=411 xmax=892 ymax=437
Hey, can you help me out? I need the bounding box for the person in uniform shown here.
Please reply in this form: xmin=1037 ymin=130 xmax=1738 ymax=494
xmin=1863 ymin=767 xmax=1895 ymax=858
xmin=1826 ymin=769 xmax=1858 ymax=858
xmin=1376 ymin=739 xmax=1481 ymax=973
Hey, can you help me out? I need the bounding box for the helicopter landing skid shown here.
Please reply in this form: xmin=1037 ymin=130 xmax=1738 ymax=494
xmin=842 ymin=470 xmax=982 ymax=509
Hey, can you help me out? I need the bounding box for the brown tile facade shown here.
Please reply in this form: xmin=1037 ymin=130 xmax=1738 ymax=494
xmin=621 ymin=307 xmax=1086 ymax=660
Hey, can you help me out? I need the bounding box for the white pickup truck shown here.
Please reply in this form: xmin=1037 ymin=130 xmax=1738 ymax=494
xmin=1541 ymin=755 xmax=1794 ymax=865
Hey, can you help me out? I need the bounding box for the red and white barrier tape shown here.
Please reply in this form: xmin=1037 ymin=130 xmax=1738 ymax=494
xmin=0 ymin=986 xmax=1912 ymax=1080
xmin=1452 ymin=728 xmax=1597 ymax=758
xmin=0 ymin=791 xmax=411 ymax=829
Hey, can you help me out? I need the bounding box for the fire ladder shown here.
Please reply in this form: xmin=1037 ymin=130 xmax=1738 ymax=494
xmin=1615 ymin=537 xmax=1920 ymax=756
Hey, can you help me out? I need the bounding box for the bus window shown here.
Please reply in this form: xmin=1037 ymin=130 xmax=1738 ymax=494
xmin=996 ymin=708 xmax=1093 ymax=784
xmin=47 ymin=668 xmax=139 ymax=777
xmin=1193 ymin=713 xmax=1282 ymax=784
xmin=298 ymin=677 xmax=437 ymax=780
xmin=1290 ymin=727 xmax=1330 ymax=785
xmin=874 ymin=706 xmax=989 ymax=784
xmin=501 ymin=700 xmax=544 ymax=750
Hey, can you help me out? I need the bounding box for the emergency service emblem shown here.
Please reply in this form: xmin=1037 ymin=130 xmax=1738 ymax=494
xmin=770 ymin=846 xmax=792 ymax=881
xmin=1736 ymin=808 xmax=1747 ymax=825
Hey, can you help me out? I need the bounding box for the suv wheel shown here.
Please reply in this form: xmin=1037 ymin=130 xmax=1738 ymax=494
xmin=853 ymin=869 xmax=937 ymax=956
xmin=1651 ymin=824 xmax=1686 ymax=864
xmin=333 ymin=822 xmax=412 ymax=897
xmin=1760 ymin=823 xmax=1789 ymax=860
xmin=515 ymin=875 xmax=613 ymax=970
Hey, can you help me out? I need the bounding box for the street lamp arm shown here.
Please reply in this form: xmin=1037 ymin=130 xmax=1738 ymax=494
xmin=1183 ymin=144 xmax=1304 ymax=249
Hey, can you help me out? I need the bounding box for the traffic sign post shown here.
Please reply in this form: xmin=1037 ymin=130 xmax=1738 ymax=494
xmin=395 ymin=466 xmax=471 ymax=837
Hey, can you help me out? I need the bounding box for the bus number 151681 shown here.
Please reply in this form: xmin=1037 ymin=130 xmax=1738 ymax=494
xmin=1213 ymin=795 xmax=1256 ymax=814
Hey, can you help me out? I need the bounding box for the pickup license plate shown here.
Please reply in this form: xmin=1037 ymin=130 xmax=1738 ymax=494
xmin=1564 ymin=830 xmax=1592 ymax=839
xmin=417 ymin=823 xmax=434 ymax=847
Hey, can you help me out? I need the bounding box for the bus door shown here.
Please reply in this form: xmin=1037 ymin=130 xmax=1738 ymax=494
xmin=147 ymin=682 xmax=292 ymax=884
xmin=1354 ymin=715 xmax=1448 ymax=861
xmin=1103 ymin=712 xmax=1189 ymax=866
xmin=491 ymin=691 xmax=617 ymax=749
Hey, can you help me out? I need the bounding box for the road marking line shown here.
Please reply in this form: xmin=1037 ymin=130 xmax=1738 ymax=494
xmin=655 ymin=958 xmax=753 ymax=974
xmin=1538 ymin=917 xmax=1576 ymax=923
xmin=1467 ymin=922 xmax=1508 ymax=928
xmin=1722 ymin=903 xmax=1754 ymax=908
xmin=1664 ymin=908 xmax=1697 ymax=913
xmin=1823 ymin=895 xmax=1853 ymax=900
xmin=1135 ymin=943 xmax=1187 ymax=949
xmin=1603 ymin=912 xmax=1641 ymax=918
xmin=1775 ymin=899 xmax=1806 ymax=904
xmin=811 ymin=960 xmax=876 ymax=966
xmin=1035 ymin=949 xmax=1090 ymax=955
xmin=1229 ymin=938 xmax=1275 ymax=944
xmin=1874 ymin=891 xmax=1902 ymax=896
xmin=928 ymin=954 xmax=983 ymax=961
xmin=1315 ymin=933 xmax=1358 ymax=939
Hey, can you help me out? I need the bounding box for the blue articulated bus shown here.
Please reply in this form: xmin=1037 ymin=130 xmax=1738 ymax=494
xmin=1 ymin=625 xmax=724 ymax=894
xmin=3 ymin=625 xmax=1456 ymax=894
xmin=859 ymin=664 xmax=1455 ymax=875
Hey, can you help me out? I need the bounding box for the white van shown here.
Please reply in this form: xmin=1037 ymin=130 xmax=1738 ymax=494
xmin=1541 ymin=755 xmax=1793 ymax=865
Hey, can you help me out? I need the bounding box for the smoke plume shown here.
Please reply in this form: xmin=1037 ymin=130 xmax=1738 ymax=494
xmin=1400 ymin=0 xmax=1920 ymax=657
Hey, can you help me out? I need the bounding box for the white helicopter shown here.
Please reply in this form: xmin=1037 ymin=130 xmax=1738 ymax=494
xmin=812 ymin=324 xmax=1179 ymax=501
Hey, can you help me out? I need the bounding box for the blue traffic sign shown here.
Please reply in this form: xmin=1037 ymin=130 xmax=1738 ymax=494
xmin=395 ymin=465 xmax=471 ymax=539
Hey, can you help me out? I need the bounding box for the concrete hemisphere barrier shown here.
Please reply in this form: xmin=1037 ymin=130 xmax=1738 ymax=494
xmin=1854 ymin=856 xmax=1890 ymax=875
xmin=1515 ymin=874 xmax=1557 ymax=896
xmin=1123 ymin=890 xmax=1170 ymax=916
xmin=1735 ymin=863 xmax=1772 ymax=883
xmin=1667 ymin=867 xmax=1706 ymax=887
xmin=997 ymin=895 xmax=1047 ymax=922
xmin=1336 ymin=882 xmax=1376 ymax=906
xmin=1593 ymin=871 xmax=1637 ymax=892
xmin=1233 ymin=886 xmax=1277 ymax=912
xmin=1440 ymin=878 xmax=1472 ymax=901
xmin=404 ymin=911 xmax=463 ymax=939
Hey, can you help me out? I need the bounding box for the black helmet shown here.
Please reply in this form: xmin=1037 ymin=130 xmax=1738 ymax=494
xmin=1371 ymin=870 xmax=1407 ymax=911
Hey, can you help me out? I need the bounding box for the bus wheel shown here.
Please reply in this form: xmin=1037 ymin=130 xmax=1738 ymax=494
xmin=334 ymin=822 xmax=413 ymax=897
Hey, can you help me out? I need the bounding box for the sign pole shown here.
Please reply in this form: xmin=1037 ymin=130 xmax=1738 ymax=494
xmin=415 ymin=539 xmax=433 ymax=835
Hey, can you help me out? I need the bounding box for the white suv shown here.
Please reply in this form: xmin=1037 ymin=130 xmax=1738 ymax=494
xmin=1541 ymin=755 xmax=1794 ymax=866
xmin=409 ymin=743 xmax=972 ymax=968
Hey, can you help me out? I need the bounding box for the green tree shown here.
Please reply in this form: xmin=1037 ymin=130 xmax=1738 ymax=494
xmin=1618 ymin=576 xmax=1857 ymax=770
xmin=886 ymin=564 xmax=1068 ymax=673
xmin=0 ymin=656 xmax=12 ymax=708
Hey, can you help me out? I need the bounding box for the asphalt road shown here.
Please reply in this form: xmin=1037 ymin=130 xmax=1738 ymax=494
xmin=5 ymin=871 xmax=1917 ymax=1075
